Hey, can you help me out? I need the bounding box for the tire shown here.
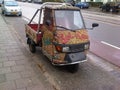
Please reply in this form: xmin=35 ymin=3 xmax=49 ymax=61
xmin=67 ymin=64 xmax=79 ymax=73
xmin=80 ymin=6 xmax=83 ymax=9
xmin=19 ymin=13 xmax=22 ymax=17
xmin=29 ymin=43 xmax=36 ymax=53
xmin=3 ymin=11 xmax=6 ymax=16
xmin=2 ymin=10 xmax=4 ymax=14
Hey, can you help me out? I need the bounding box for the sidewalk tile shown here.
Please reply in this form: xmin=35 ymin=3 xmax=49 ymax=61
xmin=11 ymin=65 xmax=25 ymax=72
xmin=26 ymin=85 xmax=46 ymax=90
xmin=5 ymin=72 xmax=21 ymax=81
xmin=3 ymin=61 xmax=16 ymax=67
xmin=0 ymin=63 xmax=3 ymax=68
xmin=0 ymin=74 xmax=6 ymax=83
xmin=20 ymin=70 xmax=36 ymax=78
xmin=0 ymin=57 xmax=9 ymax=63
xmin=0 ymin=67 xmax=11 ymax=74
xmin=0 ymin=81 xmax=16 ymax=90
xmin=8 ymin=56 xmax=26 ymax=61
xmin=15 ymin=78 xmax=33 ymax=89
xmin=16 ymin=88 xmax=26 ymax=90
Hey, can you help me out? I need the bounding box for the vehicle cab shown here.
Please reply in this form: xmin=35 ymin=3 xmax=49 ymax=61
xmin=25 ymin=2 xmax=99 ymax=72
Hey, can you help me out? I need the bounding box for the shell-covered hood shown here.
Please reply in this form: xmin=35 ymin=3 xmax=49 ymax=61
xmin=55 ymin=30 xmax=89 ymax=44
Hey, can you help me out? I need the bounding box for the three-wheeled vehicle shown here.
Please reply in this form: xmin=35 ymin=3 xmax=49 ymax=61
xmin=25 ymin=2 xmax=99 ymax=72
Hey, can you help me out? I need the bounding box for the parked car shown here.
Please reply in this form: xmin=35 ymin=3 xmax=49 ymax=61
xmin=33 ymin=0 xmax=42 ymax=4
xmin=1 ymin=0 xmax=22 ymax=16
xmin=0 ymin=0 xmax=3 ymax=6
xmin=99 ymin=3 xmax=111 ymax=12
xmin=75 ymin=2 xmax=89 ymax=9
xmin=100 ymin=2 xmax=120 ymax=12
xmin=28 ymin=0 xmax=32 ymax=3
xmin=21 ymin=0 xmax=27 ymax=2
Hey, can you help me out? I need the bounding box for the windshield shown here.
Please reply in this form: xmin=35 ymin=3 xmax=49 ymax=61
xmin=55 ymin=10 xmax=85 ymax=30
xmin=5 ymin=1 xmax=18 ymax=6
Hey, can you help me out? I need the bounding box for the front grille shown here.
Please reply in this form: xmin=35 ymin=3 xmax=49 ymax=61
xmin=68 ymin=43 xmax=85 ymax=52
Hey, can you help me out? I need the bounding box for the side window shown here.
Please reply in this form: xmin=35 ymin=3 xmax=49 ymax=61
xmin=43 ymin=8 xmax=53 ymax=27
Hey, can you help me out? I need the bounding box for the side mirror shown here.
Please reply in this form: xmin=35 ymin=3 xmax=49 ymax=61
xmin=45 ymin=20 xmax=51 ymax=26
xmin=86 ymin=23 xmax=99 ymax=30
xmin=92 ymin=23 xmax=99 ymax=28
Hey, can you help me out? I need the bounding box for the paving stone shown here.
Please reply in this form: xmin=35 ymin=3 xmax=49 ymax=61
xmin=3 ymin=61 xmax=16 ymax=67
xmin=6 ymin=48 xmax=22 ymax=53
xmin=15 ymin=60 xmax=30 ymax=65
xmin=24 ymin=65 xmax=34 ymax=70
xmin=26 ymin=85 xmax=45 ymax=90
xmin=0 ymin=81 xmax=16 ymax=90
xmin=6 ymin=72 xmax=21 ymax=81
xmin=16 ymin=88 xmax=26 ymax=90
xmin=20 ymin=70 xmax=36 ymax=78
xmin=11 ymin=65 xmax=26 ymax=72
xmin=8 ymin=56 xmax=26 ymax=61
xmin=0 ymin=63 xmax=3 ymax=68
xmin=2 ymin=52 xmax=13 ymax=57
xmin=15 ymin=78 xmax=33 ymax=89
xmin=12 ymin=52 xmax=24 ymax=56
xmin=0 ymin=57 xmax=9 ymax=62
xmin=0 ymin=67 xmax=11 ymax=74
xmin=0 ymin=74 xmax=6 ymax=83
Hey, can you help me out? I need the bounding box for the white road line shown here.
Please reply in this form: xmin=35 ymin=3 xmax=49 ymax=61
xmin=101 ymin=41 xmax=120 ymax=50
xmin=22 ymin=17 xmax=30 ymax=23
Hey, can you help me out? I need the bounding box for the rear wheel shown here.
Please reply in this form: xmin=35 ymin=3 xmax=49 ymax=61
xmin=67 ymin=64 xmax=79 ymax=73
xmin=2 ymin=10 xmax=4 ymax=14
xmin=29 ymin=44 xmax=36 ymax=53
xmin=28 ymin=38 xmax=36 ymax=53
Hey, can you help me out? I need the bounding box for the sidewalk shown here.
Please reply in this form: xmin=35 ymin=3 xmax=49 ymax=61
xmin=0 ymin=14 xmax=54 ymax=90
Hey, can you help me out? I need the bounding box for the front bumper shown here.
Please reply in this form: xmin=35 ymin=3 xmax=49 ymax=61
xmin=52 ymin=52 xmax=87 ymax=66
xmin=4 ymin=11 xmax=22 ymax=16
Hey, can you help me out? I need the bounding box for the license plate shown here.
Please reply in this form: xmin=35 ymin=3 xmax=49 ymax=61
xmin=11 ymin=12 xmax=17 ymax=14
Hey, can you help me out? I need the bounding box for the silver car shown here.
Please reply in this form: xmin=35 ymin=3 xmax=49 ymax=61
xmin=1 ymin=0 xmax=22 ymax=16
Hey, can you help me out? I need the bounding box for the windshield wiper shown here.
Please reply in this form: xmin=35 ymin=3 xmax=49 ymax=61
xmin=55 ymin=25 xmax=69 ymax=30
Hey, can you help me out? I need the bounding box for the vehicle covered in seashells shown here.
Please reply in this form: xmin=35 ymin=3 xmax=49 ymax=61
xmin=25 ymin=2 xmax=99 ymax=73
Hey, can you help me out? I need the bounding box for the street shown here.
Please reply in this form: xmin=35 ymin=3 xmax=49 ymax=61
xmin=1 ymin=2 xmax=120 ymax=90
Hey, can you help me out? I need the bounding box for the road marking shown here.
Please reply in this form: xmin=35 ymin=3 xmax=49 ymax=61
xmin=82 ymin=12 xmax=120 ymax=20
xmin=22 ymin=17 xmax=29 ymax=23
xmin=101 ymin=41 xmax=120 ymax=50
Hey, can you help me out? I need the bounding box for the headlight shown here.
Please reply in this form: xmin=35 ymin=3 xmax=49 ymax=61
xmin=62 ymin=47 xmax=70 ymax=52
xmin=84 ymin=44 xmax=89 ymax=50
xmin=55 ymin=45 xmax=70 ymax=52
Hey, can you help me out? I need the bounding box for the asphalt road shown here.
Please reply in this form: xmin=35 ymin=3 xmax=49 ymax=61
xmin=1 ymin=2 xmax=120 ymax=90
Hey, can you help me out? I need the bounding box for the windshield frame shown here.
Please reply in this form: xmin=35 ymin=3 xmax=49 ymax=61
xmin=54 ymin=9 xmax=85 ymax=31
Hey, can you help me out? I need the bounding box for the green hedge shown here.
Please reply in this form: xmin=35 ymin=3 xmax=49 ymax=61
xmin=88 ymin=2 xmax=103 ymax=7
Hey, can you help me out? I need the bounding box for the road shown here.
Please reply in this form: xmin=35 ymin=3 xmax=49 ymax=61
xmin=82 ymin=11 xmax=120 ymax=66
xmin=1 ymin=2 xmax=120 ymax=90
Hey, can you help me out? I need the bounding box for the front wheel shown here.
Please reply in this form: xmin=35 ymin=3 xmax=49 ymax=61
xmin=67 ymin=64 xmax=79 ymax=73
